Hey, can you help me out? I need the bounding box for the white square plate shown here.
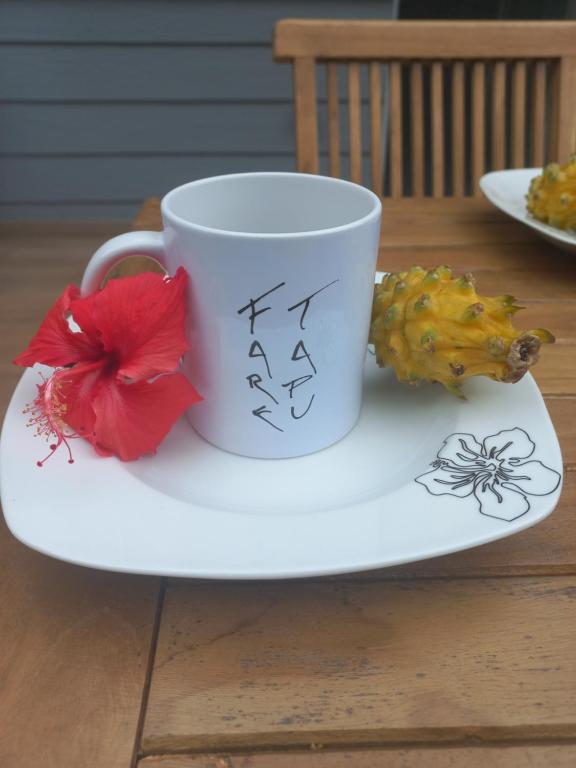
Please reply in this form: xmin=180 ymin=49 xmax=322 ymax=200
xmin=480 ymin=168 xmax=576 ymax=252
xmin=1 ymin=357 xmax=563 ymax=579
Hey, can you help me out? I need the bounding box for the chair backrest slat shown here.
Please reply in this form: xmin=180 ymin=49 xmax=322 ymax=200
xmin=491 ymin=61 xmax=507 ymax=172
xmin=452 ymin=61 xmax=466 ymax=198
xmin=348 ymin=62 xmax=363 ymax=184
xmin=431 ymin=62 xmax=445 ymax=198
xmin=292 ymin=56 xmax=319 ymax=174
xmin=389 ymin=61 xmax=403 ymax=198
xmin=532 ymin=61 xmax=548 ymax=168
xmin=275 ymin=20 xmax=576 ymax=197
xmin=551 ymin=56 xmax=576 ymax=160
xmin=326 ymin=63 xmax=341 ymax=178
xmin=471 ymin=61 xmax=486 ymax=197
xmin=370 ymin=62 xmax=383 ymax=197
xmin=512 ymin=61 xmax=527 ymax=168
xmin=410 ymin=62 xmax=425 ymax=197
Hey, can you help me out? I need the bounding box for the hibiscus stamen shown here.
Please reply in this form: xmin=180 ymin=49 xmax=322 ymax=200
xmin=23 ymin=371 xmax=78 ymax=467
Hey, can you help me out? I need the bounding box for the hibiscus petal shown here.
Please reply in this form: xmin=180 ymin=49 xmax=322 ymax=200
xmin=90 ymin=372 xmax=202 ymax=461
xmin=474 ymin=479 xmax=529 ymax=521
xmin=482 ymin=428 xmax=535 ymax=462
xmin=88 ymin=268 xmax=190 ymax=381
xmin=416 ymin=466 xmax=476 ymax=497
xmin=69 ymin=289 xmax=101 ymax=343
xmin=437 ymin=433 xmax=484 ymax=464
xmin=503 ymin=460 xmax=561 ymax=497
xmin=13 ymin=285 xmax=102 ymax=368
xmin=56 ymin=360 xmax=108 ymax=444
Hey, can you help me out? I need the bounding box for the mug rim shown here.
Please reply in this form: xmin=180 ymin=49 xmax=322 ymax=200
xmin=161 ymin=171 xmax=382 ymax=239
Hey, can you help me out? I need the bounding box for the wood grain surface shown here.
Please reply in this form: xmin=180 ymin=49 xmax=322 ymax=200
xmin=293 ymin=57 xmax=319 ymax=175
xmin=0 ymin=516 xmax=161 ymax=768
xmin=326 ymin=63 xmax=341 ymax=179
xmin=274 ymin=20 xmax=576 ymax=59
xmin=139 ymin=745 xmax=576 ymax=768
xmin=142 ymin=578 xmax=576 ymax=753
xmin=389 ymin=62 xmax=403 ymax=198
xmin=430 ymin=62 xmax=444 ymax=198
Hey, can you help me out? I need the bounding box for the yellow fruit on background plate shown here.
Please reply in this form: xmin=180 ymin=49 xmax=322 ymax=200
xmin=526 ymin=155 xmax=576 ymax=231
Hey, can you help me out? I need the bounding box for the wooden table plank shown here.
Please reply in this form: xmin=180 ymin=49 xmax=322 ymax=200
xmin=532 ymin=345 xmax=576 ymax=396
xmin=0 ymin=222 xmax=160 ymax=768
xmin=548 ymin=398 xmax=576 ymax=463
xmin=379 ymin=241 xmax=570 ymax=272
xmin=142 ymin=578 xmax=576 ymax=754
xmin=515 ymin=306 xmax=576 ymax=339
xmin=0 ymin=514 xmax=161 ymax=768
xmin=132 ymin=197 xmax=162 ymax=230
xmin=139 ymin=745 xmax=576 ymax=767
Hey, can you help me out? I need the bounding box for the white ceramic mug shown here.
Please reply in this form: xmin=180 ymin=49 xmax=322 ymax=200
xmin=81 ymin=172 xmax=382 ymax=458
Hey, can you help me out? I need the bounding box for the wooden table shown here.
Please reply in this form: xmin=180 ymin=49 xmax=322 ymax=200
xmin=1 ymin=198 xmax=575 ymax=768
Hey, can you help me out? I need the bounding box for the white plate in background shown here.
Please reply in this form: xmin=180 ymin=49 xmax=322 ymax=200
xmin=480 ymin=168 xmax=576 ymax=252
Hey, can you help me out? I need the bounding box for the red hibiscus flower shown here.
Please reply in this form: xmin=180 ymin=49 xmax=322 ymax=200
xmin=14 ymin=268 xmax=202 ymax=464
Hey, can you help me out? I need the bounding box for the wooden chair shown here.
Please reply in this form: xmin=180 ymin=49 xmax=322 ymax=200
xmin=273 ymin=20 xmax=576 ymax=197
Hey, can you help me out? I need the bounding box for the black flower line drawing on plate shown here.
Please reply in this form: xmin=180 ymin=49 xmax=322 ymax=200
xmin=415 ymin=428 xmax=561 ymax=521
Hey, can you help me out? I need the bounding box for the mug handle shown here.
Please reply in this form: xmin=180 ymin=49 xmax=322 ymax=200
xmin=80 ymin=231 xmax=166 ymax=295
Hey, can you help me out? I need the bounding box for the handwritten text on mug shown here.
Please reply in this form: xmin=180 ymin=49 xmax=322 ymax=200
xmin=238 ymin=280 xmax=339 ymax=432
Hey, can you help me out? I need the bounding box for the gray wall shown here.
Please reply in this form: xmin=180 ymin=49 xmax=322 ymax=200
xmin=0 ymin=0 xmax=397 ymax=220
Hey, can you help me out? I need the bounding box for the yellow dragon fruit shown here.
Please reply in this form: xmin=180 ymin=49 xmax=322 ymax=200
xmin=370 ymin=266 xmax=554 ymax=397
xmin=526 ymin=155 xmax=576 ymax=231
